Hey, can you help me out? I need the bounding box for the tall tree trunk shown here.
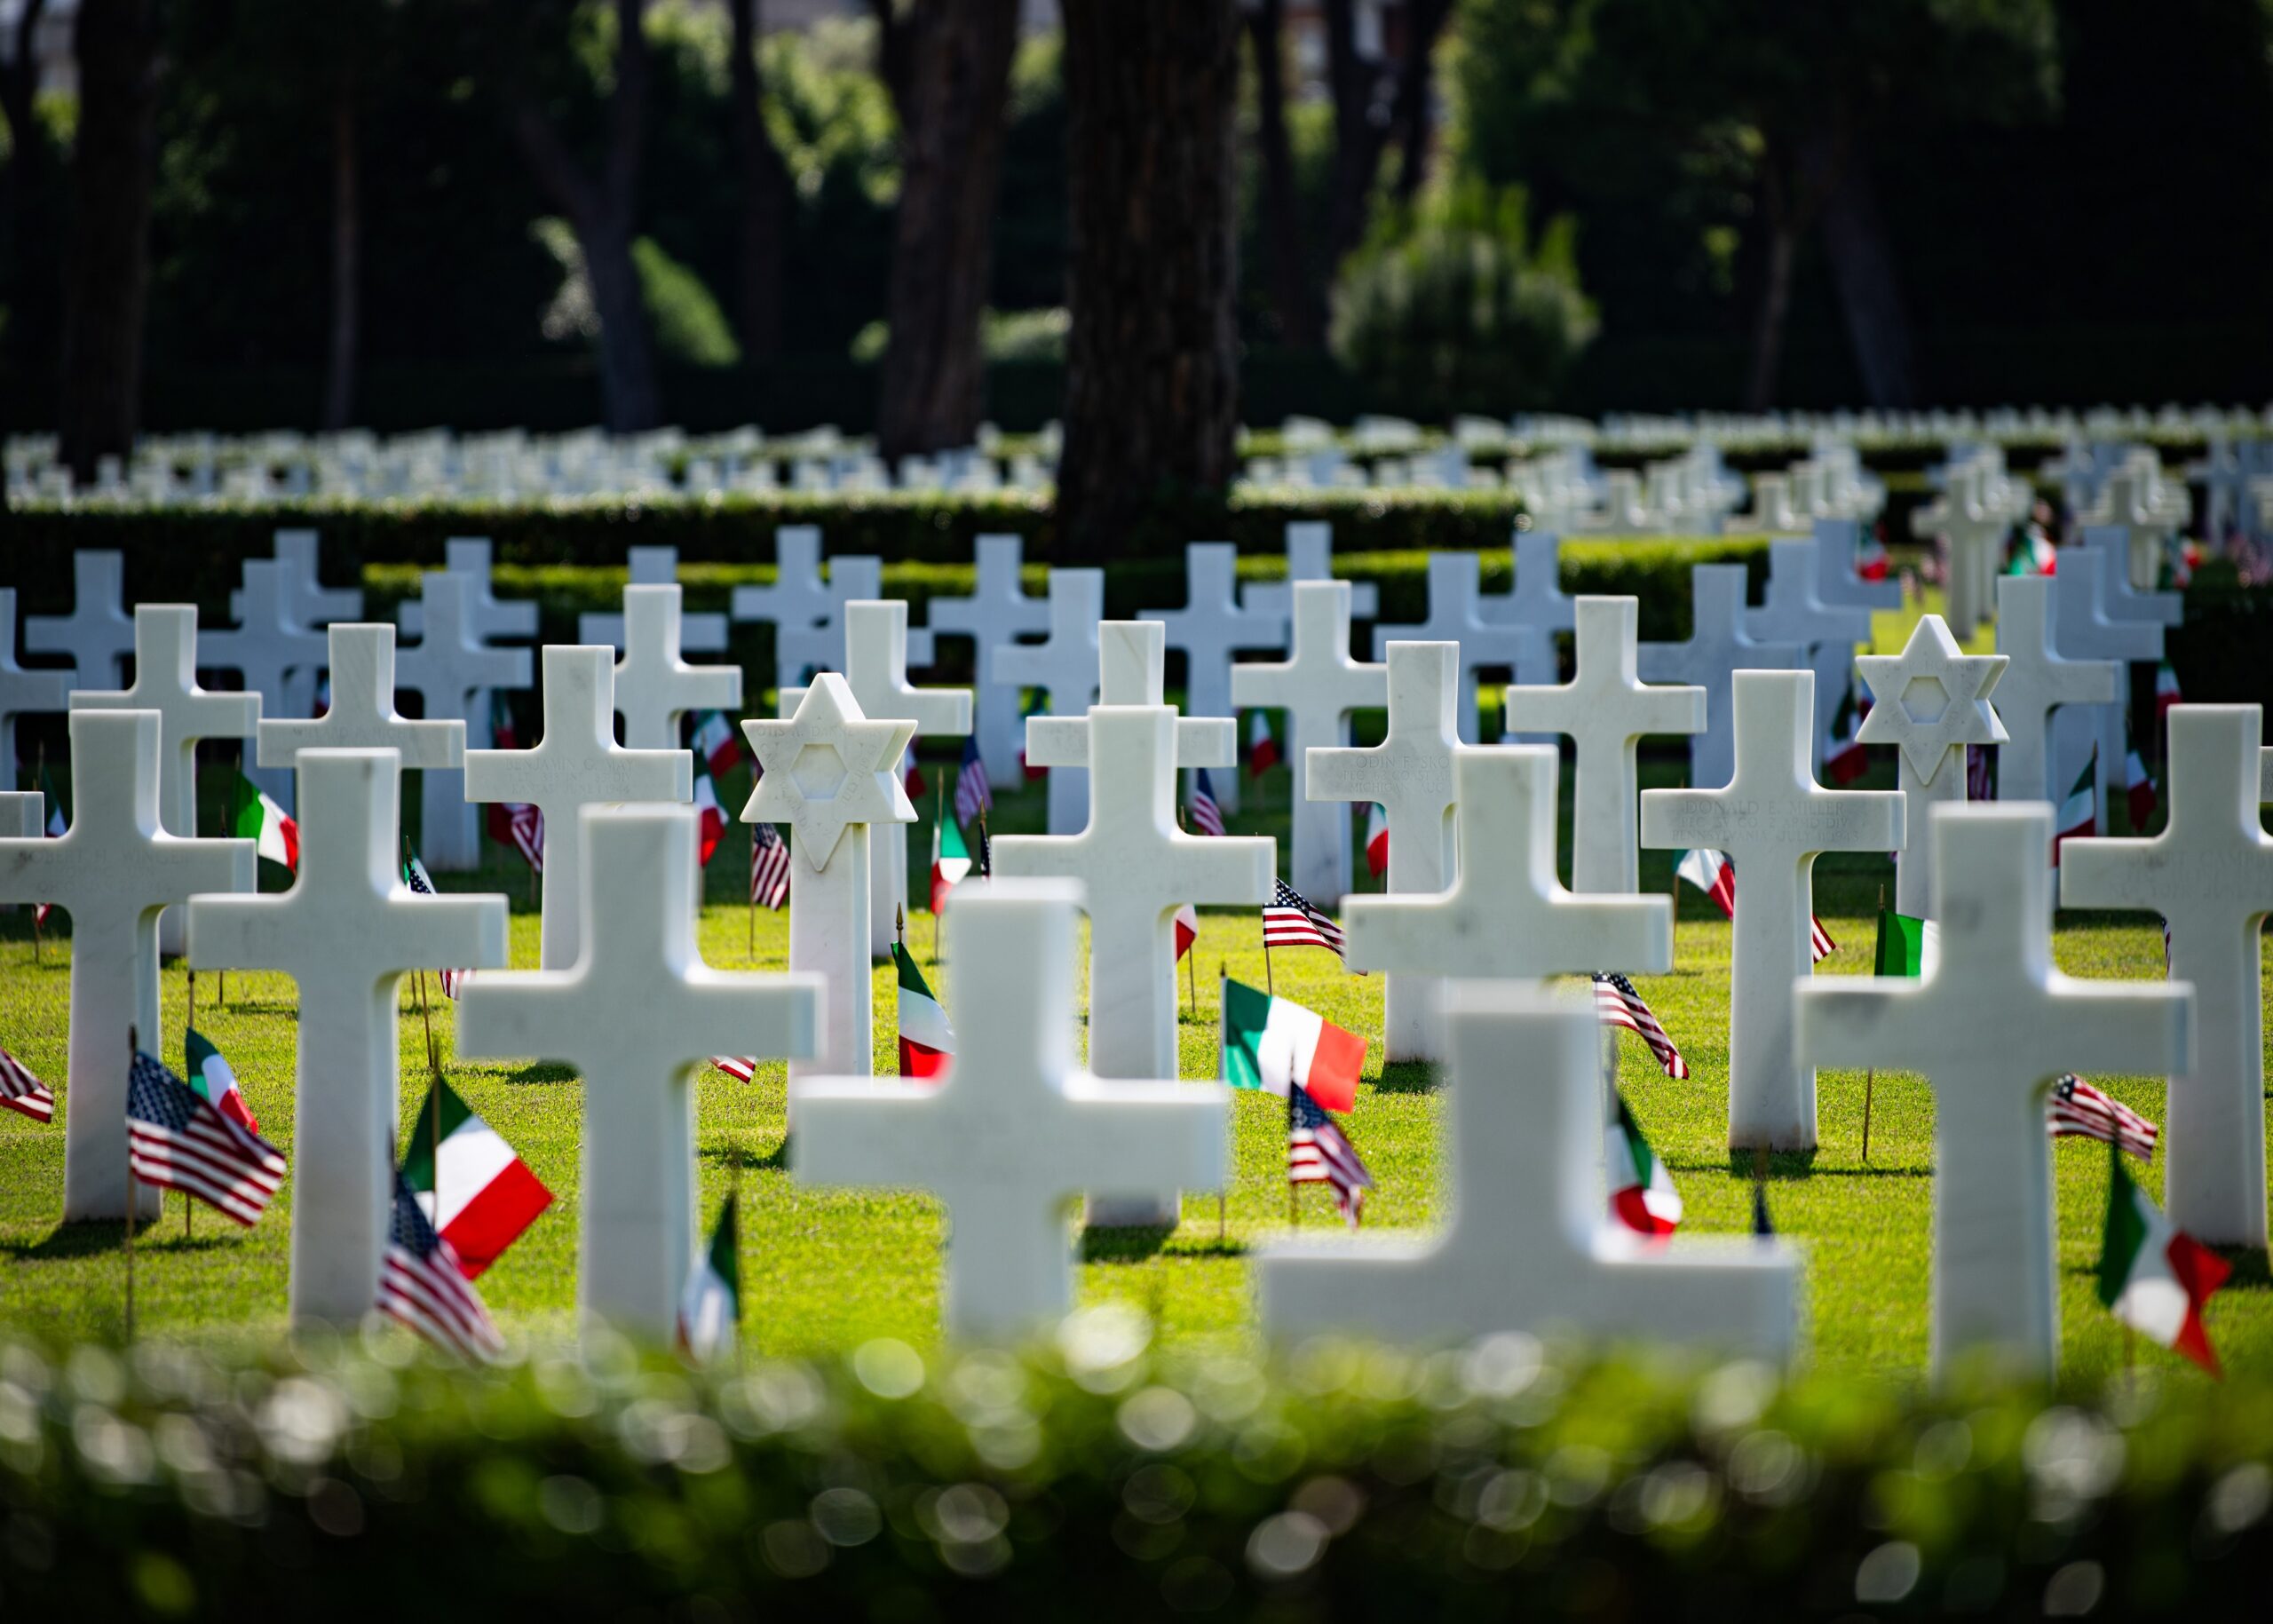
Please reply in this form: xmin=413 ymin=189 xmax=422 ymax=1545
xmin=321 ymin=69 xmax=361 ymax=432
xmin=58 ymin=0 xmax=159 ymax=483
xmin=1387 ymin=0 xmax=1452 ymax=205
xmin=1803 ymin=127 xmax=1916 ymax=408
xmin=1245 ymin=0 xmax=1320 ymax=349
xmin=727 ymin=0 xmax=790 ymax=364
xmin=1321 ymin=0 xmax=1390 ymax=269
xmin=582 ymin=220 xmax=660 ymax=432
xmin=1057 ymin=0 xmax=1239 ymax=560
xmin=0 ymin=0 xmax=49 ymax=258
xmin=875 ymin=0 xmax=1021 ymax=461
xmin=1745 ymin=163 xmax=1797 ymax=412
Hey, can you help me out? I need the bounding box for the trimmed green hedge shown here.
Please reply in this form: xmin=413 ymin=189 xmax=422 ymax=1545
xmin=1 ymin=1327 xmax=2269 ymax=1619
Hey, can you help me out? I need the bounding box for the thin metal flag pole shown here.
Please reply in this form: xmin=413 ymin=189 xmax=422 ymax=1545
xmin=1862 ymin=882 xmax=1884 ymax=1163
xmin=748 ymin=824 xmax=757 ymax=961
xmin=731 ymin=1133 xmax=745 ymax=1373
xmin=29 ymin=738 xmax=46 ymax=964
xmin=1287 ymin=1079 xmax=1298 ymax=1228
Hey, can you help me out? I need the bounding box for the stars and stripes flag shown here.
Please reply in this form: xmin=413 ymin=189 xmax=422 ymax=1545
xmin=486 ymin=693 xmax=523 ymax=845
xmin=378 ymin=1174 xmax=505 ymax=1362
xmin=1680 ymin=848 xmax=1835 ymax=960
xmin=401 ymin=842 xmax=468 ymax=998
xmin=2049 ymin=1073 xmax=2158 ymax=1161
xmin=126 ymin=1050 xmax=286 ymax=1226
xmin=1186 ymin=767 xmax=1225 ymax=836
xmin=1263 ymin=878 xmax=1346 ymax=962
xmin=954 ymin=734 xmax=992 ymax=823
xmin=1288 ymin=1083 xmax=1373 ymax=1229
xmin=750 ymin=820 xmax=790 ymax=909
xmin=504 ymin=803 xmax=544 ymax=873
xmin=0 ymin=1044 xmax=54 ymax=1123
xmin=710 ymin=1057 xmax=757 ymax=1082
xmin=1810 ymin=915 xmax=1837 ymax=962
xmin=1592 ymin=973 xmax=1690 ymax=1081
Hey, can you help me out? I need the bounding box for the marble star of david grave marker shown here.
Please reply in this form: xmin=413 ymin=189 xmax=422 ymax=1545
xmin=996 ymin=707 xmax=1273 ymax=1227
xmin=2063 ymin=705 xmax=2273 ymax=1248
xmin=396 ymin=538 xmax=540 ymax=656
xmin=1307 ymin=641 xmax=1464 ymax=1062
xmin=1232 ymin=582 xmax=1386 ymax=906
xmin=1504 ymin=597 xmax=1705 ymax=895
xmin=1641 ymin=672 xmax=1905 ymax=1150
xmin=1141 ymin=543 xmax=1287 ymax=815
xmin=227 ymin=529 xmax=363 ymax=630
xmin=1239 ymin=521 xmax=1380 ymax=621
xmin=1798 ymin=804 xmax=2191 ymax=1380
xmin=202 ymin=558 xmax=331 ymax=812
xmin=1489 ymin=530 xmax=1580 ymax=743
xmin=1992 ymin=576 xmax=2119 ymax=806
xmin=1021 ymin=621 xmax=1235 ymax=776
xmin=1257 ymin=984 xmax=1795 ymax=1354
xmin=70 ymin=606 xmax=260 ymax=957
xmin=2078 ymin=525 xmax=2182 ymax=630
xmin=600 ymin=585 xmax=742 ymax=750
xmin=1638 ymin=563 xmax=1805 ymax=792
xmin=2049 ymin=547 xmax=2161 ymax=836
xmin=0 ymin=710 xmax=255 ymax=1220
xmin=796 ymin=880 xmax=1227 ymax=1341
xmin=189 ymin=749 xmax=506 ymax=1326
xmin=742 ymin=674 xmax=915 ymax=1081
xmin=1746 ymin=538 xmax=1876 ymax=772
xmin=1372 ymin=552 xmax=1535 ymax=744
xmin=394 ymin=572 xmax=534 ymax=871
xmin=926 ymin=534 xmax=1050 ymax=790
xmin=577 ymin=547 xmax=729 ymax=654
xmin=783 ymin=599 xmax=968 ymax=955
xmin=995 ymin=569 xmax=1105 ymax=836
xmin=1856 ymin=614 xmax=2006 ymax=917
xmin=1810 ymin=519 xmax=1903 ymax=613
xmin=464 ymin=646 xmax=689 ymax=969
xmin=459 ymin=804 xmax=820 ymax=1345
xmin=730 ymin=526 xmax=838 ymax=690
xmin=1 ymin=588 xmax=72 ymax=784
xmin=25 ymin=551 xmax=136 ymax=692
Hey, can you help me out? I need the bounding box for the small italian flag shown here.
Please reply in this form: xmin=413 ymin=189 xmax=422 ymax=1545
xmin=2121 ymin=723 xmax=2156 ymax=831
xmin=1173 ymin=902 xmax=1199 ymax=961
xmin=1019 ymin=691 xmax=1047 ymax=780
xmin=1605 ymin=1090 xmax=1681 ymax=1237
xmin=2054 ymin=746 xmax=2097 ymax=863
xmin=1365 ymin=802 xmax=1389 ymax=878
xmin=1247 ymin=710 xmax=1279 ymax=778
xmin=186 ymin=1028 xmax=258 ymax=1134
xmin=229 ymin=768 xmax=298 ymax=872
xmin=2099 ymin=1148 xmax=2229 ymax=1375
xmin=903 ymin=742 xmax=928 ymax=802
xmin=1873 ymin=907 xmax=1940 ymax=978
xmin=1676 ymin=847 xmax=1737 ymax=919
xmin=894 ymin=940 xmax=954 ymax=1080
xmin=1824 ymin=684 xmax=1869 ymax=785
xmin=692 ymin=709 xmax=742 ymax=777
xmin=677 ymin=1192 xmax=740 ymax=1364
xmin=1857 ymin=535 xmax=1890 ymax=582
xmin=692 ymin=757 xmax=726 ymax=867
xmin=1220 ymin=977 xmax=1364 ymax=1112
xmin=2155 ymin=661 xmax=2182 ymax=725
xmin=930 ymin=817 xmax=973 ymax=915
xmin=400 ymin=1079 xmax=554 ymax=1279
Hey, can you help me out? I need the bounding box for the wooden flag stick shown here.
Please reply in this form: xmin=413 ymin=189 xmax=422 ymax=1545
xmin=1862 ymin=882 xmax=1885 ymax=1162
xmin=29 ymin=740 xmax=44 ymax=964
xmin=748 ymin=825 xmax=757 ymax=961
xmin=731 ymin=1133 xmax=745 ymax=1372
xmin=125 ymin=1022 xmax=139 ymax=1339
xmin=1287 ymin=1078 xmax=1298 ymax=1228
xmin=183 ymin=971 xmax=195 ymax=1242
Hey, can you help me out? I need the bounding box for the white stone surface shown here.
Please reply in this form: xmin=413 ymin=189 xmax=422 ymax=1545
xmin=926 ymin=534 xmax=1051 ymax=790
xmin=0 ymin=710 xmax=255 ymax=1220
xmin=578 ymin=547 xmax=730 ymax=653
xmin=188 ymin=750 xmax=506 ymax=1326
xmin=1503 ymin=597 xmax=1706 ymax=894
xmin=463 ymin=646 xmax=690 ymax=969
xmin=995 ymin=707 xmax=1273 ymax=1225
xmin=1142 ymin=543 xmax=1286 ymax=816
xmin=742 ymin=674 xmax=915 ymax=1081
xmin=2049 ymin=548 xmax=2162 ymax=834
xmin=1992 ymin=576 xmax=2119 ymax=805
xmin=1307 ymin=642 xmax=1464 ymax=1062
xmin=1232 ymin=582 xmax=1386 ymax=905
xmin=257 ymin=624 xmax=462 ymax=773
xmin=1021 ymin=621 xmax=1234 ymax=772
xmin=1257 ymin=982 xmax=1795 ymax=1354
xmin=1370 ymin=551 xmax=1538 ymax=743
xmin=227 ymin=529 xmax=364 ymax=629
xmin=24 ymin=551 xmax=136 ymax=691
xmin=2062 ymin=705 xmax=2273 ymax=1248
xmin=730 ymin=525 xmax=838 ymax=690
xmin=994 ymin=569 xmax=1105 ymax=835
xmin=202 ymin=559 xmax=331 ymax=812
xmin=1239 ymin=521 xmax=1380 ymax=620
xmin=1810 ymin=518 xmax=1903 ymax=612
xmin=1639 ymin=564 xmax=1805 ymax=791
xmin=767 ymin=553 xmax=920 ymax=689
xmin=1 ymin=791 xmax=36 ymax=840
xmin=1856 ymin=614 xmax=2007 ymax=916
xmin=2078 ymin=525 xmax=2182 ymax=628
xmin=1797 ymin=804 xmax=2191 ymax=1380
xmin=396 ymin=537 xmax=539 ymax=646
xmin=795 ymin=879 xmax=1227 ymax=1340
xmin=394 ymin=573 xmax=534 ymax=871
xmin=602 ymin=585 xmax=742 ymax=750
xmin=1 ymin=588 xmax=75 ymax=784
xmin=1641 ymin=672 xmax=1904 ymax=1148
xmin=1746 ymin=538 xmax=1875 ymax=771
xmin=457 ymin=804 xmax=820 ymax=1345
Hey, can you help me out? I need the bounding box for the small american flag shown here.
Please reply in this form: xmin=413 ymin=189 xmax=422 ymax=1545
xmin=505 ymin=803 xmax=544 ymax=872
xmin=379 ymin=1175 xmax=505 ymax=1361
xmin=2048 ymin=1073 xmax=2157 ymax=1161
xmin=1592 ymin=973 xmax=1691 ymax=1081
xmin=710 ymin=1057 xmax=757 ymax=1082
xmin=1264 ymin=879 xmax=1345 ymax=960
xmin=1288 ymin=1083 xmax=1372 ymax=1229
xmin=1810 ymin=915 xmax=1837 ymax=963
xmin=750 ymin=821 xmax=790 ymax=910
xmin=0 ymin=1044 xmax=54 ymax=1123
xmin=954 ymin=735 xmax=993 ymax=823
xmin=401 ymin=846 xmax=466 ymax=998
xmin=1187 ymin=768 xmax=1225 ymax=837
xmin=127 ymin=1050 xmax=286 ymax=1226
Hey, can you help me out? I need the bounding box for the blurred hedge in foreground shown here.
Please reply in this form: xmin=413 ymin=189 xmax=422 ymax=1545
xmin=1 ymin=1319 xmax=2269 ymax=1620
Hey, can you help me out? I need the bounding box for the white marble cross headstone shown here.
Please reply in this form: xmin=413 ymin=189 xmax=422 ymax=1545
xmin=1992 ymin=576 xmax=2119 ymax=806
xmin=1 ymin=588 xmax=74 ymax=781
xmin=202 ymin=559 xmax=331 ymax=812
xmin=394 ymin=572 xmax=534 ymax=872
xmin=994 ymin=569 xmax=1105 ymax=836
xmin=1491 ymin=531 xmax=1580 ymax=746
xmin=926 ymin=534 xmax=1050 ymax=790
xmin=768 ymin=555 xmax=930 ymax=691
xmin=0 ymin=710 xmax=255 ymax=1219
xmin=1232 ymin=582 xmax=1386 ymax=906
xmin=1798 ymin=804 xmax=2190 ymax=1379
xmin=458 ymin=804 xmax=820 ymax=1345
xmin=1371 ymin=552 xmax=1535 ymax=743
xmin=795 ymin=879 xmax=1227 ymax=1340
xmin=2062 ymin=705 xmax=2273 ymax=1248
xmin=1641 ymin=672 xmax=1905 ymax=1149
xmin=463 ymin=646 xmax=690 ymax=969
xmin=396 ymin=537 xmax=539 ymax=648
xmin=1746 ymin=538 xmax=1875 ymax=772
xmin=577 ymin=547 xmax=730 ymax=653
xmin=227 ymin=529 xmax=364 ymax=630
xmin=729 ymin=526 xmax=839 ymax=691
xmin=0 ymin=789 xmax=35 ymax=915
xmin=256 ymin=624 xmax=462 ymax=776
xmin=1020 ymin=621 xmax=1235 ymax=774
xmin=1258 ymin=983 xmax=1794 ymax=1354
xmin=1638 ymin=563 xmax=1805 ymax=790
xmin=1141 ymin=543 xmax=1286 ymax=816
xmin=1855 ymin=614 xmax=2007 ymax=917
xmin=2049 ymin=548 xmax=2161 ymax=835
xmin=1810 ymin=519 xmax=1902 ymax=613
xmin=601 ymin=584 xmax=743 ymax=750
xmin=742 ymin=674 xmax=915 ymax=1081
xmin=1504 ymin=597 xmax=1706 ymax=895
xmin=1239 ymin=521 xmax=1380 ymax=620
xmin=188 ymin=749 xmax=506 ymax=1326
xmin=2078 ymin=526 xmax=2182 ymax=629
xmin=25 ymin=551 xmax=137 ymax=692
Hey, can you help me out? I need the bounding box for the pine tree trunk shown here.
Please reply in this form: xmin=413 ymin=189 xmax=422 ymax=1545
xmin=321 ymin=72 xmax=361 ymax=432
xmin=58 ymin=0 xmax=159 ymax=483
xmin=1246 ymin=0 xmax=1321 ymax=349
xmin=582 ymin=219 xmax=661 ymax=433
xmin=1746 ymin=165 xmax=1798 ymax=412
xmin=875 ymin=0 xmax=1021 ymax=461
xmin=1057 ymin=0 xmax=1239 ymax=560
xmin=1322 ymin=0 xmax=1390 ymax=269
xmin=728 ymin=0 xmax=790 ymax=365
xmin=1804 ymin=128 xmax=1916 ymax=409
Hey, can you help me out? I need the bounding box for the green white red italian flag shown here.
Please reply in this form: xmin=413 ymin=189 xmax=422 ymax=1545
xmin=186 ymin=1027 xmax=259 ymax=1134
xmin=930 ymin=817 xmax=972 ymax=914
xmin=2054 ymin=747 xmax=2096 ymax=862
xmin=229 ymin=767 xmax=297 ymax=871
xmin=692 ymin=758 xmax=726 ymax=866
xmin=2099 ymin=1150 xmax=2229 ymax=1374
xmin=895 ymin=941 xmax=954 ymax=1079
xmin=400 ymin=1079 xmax=553 ymax=1279
xmin=1220 ymin=977 xmax=1363 ymax=1111
xmin=677 ymin=1192 xmax=740 ymax=1363
xmin=1606 ymin=1091 xmax=1682 ymax=1237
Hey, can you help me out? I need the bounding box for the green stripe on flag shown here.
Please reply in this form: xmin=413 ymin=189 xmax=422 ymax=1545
xmin=1874 ymin=907 xmax=1928 ymax=978
xmin=1220 ymin=977 xmax=1275 ymax=1092
xmin=2097 ymin=1150 xmax=2152 ymax=1311
xmin=400 ymin=1078 xmax=478 ymax=1193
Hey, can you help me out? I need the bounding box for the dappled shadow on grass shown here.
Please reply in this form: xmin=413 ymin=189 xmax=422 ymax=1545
xmin=1372 ymin=1060 xmax=1438 ymax=1097
xmin=701 ymin=1137 xmax=788 ymax=1174
xmin=1081 ymin=1224 xmax=1175 ymax=1264
xmin=504 ymin=1061 xmax=575 ymax=1085
xmin=2209 ymin=1246 xmax=2272 ymax=1293
xmin=1720 ymin=1147 xmax=1819 ymax=1181
xmin=6 ymin=1221 xmax=251 ymax=1261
